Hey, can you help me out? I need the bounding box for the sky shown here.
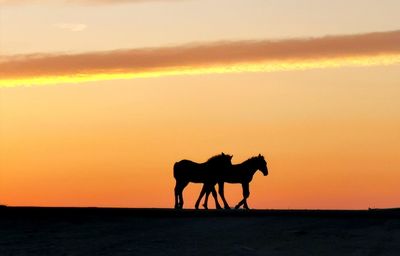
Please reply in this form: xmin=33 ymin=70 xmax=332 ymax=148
xmin=1 ymin=0 xmax=400 ymax=209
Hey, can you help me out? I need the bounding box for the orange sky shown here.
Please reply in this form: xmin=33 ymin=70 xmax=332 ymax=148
xmin=1 ymin=66 xmax=400 ymax=209
xmin=1 ymin=1 xmax=400 ymax=209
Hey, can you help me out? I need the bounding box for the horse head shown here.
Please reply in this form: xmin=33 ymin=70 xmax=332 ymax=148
xmin=256 ymin=154 xmax=268 ymax=176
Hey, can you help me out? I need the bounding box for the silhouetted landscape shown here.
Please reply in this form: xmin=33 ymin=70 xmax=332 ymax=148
xmin=1 ymin=2 xmax=400 ymax=256
xmin=1 ymin=206 xmax=400 ymax=255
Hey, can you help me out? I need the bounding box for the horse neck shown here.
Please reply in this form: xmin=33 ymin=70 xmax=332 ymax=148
xmin=237 ymin=159 xmax=259 ymax=177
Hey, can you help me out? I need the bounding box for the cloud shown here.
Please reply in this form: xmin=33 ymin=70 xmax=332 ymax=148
xmin=66 ymin=0 xmax=181 ymax=3
xmin=0 ymin=0 xmax=181 ymax=5
xmin=54 ymin=23 xmax=87 ymax=32
xmin=1 ymin=30 xmax=400 ymax=87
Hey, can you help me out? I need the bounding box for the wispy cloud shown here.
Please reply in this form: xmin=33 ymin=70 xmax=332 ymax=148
xmin=66 ymin=0 xmax=181 ymax=3
xmin=0 ymin=0 xmax=181 ymax=5
xmin=1 ymin=30 xmax=400 ymax=87
xmin=53 ymin=23 xmax=87 ymax=32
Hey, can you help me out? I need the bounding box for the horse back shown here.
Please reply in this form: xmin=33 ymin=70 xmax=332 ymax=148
xmin=173 ymin=160 xmax=212 ymax=182
xmin=174 ymin=160 xmax=200 ymax=177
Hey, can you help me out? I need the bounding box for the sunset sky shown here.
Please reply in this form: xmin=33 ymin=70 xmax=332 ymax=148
xmin=1 ymin=0 xmax=400 ymax=209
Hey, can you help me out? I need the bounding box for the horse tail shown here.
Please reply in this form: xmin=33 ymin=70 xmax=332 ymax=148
xmin=173 ymin=161 xmax=180 ymax=180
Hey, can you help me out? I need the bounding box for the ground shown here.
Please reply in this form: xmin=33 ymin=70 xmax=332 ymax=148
xmin=1 ymin=207 xmax=400 ymax=255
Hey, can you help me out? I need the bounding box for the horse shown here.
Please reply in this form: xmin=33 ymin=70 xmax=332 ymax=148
xmin=198 ymin=154 xmax=268 ymax=210
xmin=173 ymin=153 xmax=233 ymax=209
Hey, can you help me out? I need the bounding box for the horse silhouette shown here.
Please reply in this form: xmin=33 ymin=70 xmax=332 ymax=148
xmin=173 ymin=153 xmax=233 ymax=209
xmin=196 ymin=154 xmax=268 ymax=210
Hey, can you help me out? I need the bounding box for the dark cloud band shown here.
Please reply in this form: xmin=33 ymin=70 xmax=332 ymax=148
xmin=1 ymin=30 xmax=400 ymax=80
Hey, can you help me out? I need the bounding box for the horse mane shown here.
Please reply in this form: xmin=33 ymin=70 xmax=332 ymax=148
xmin=242 ymin=156 xmax=261 ymax=165
xmin=207 ymin=153 xmax=226 ymax=163
xmin=206 ymin=153 xmax=234 ymax=165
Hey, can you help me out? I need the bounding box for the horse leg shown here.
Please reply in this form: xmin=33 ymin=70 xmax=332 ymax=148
xmin=202 ymin=184 xmax=213 ymax=209
xmin=177 ymin=181 xmax=189 ymax=209
xmin=210 ymin=186 xmax=222 ymax=209
xmin=174 ymin=181 xmax=180 ymax=209
xmin=195 ymin=184 xmax=207 ymax=209
xmin=243 ymin=199 xmax=250 ymax=210
xmin=235 ymin=183 xmax=250 ymax=209
xmin=203 ymin=190 xmax=210 ymax=209
xmin=218 ymin=182 xmax=230 ymax=209
xmin=242 ymin=183 xmax=250 ymax=210
xmin=235 ymin=199 xmax=245 ymax=209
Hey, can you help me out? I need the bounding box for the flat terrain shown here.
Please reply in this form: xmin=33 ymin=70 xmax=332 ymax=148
xmin=1 ymin=207 xmax=400 ymax=255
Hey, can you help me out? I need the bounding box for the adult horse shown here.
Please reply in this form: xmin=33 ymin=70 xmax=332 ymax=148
xmin=197 ymin=154 xmax=268 ymax=210
xmin=173 ymin=153 xmax=233 ymax=209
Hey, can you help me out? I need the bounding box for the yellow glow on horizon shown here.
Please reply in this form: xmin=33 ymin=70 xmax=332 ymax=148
xmin=1 ymin=54 xmax=400 ymax=87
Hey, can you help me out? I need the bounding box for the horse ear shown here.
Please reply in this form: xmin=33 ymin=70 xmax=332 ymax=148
xmin=221 ymin=152 xmax=225 ymax=155
xmin=258 ymin=153 xmax=261 ymax=157
xmin=229 ymin=155 xmax=233 ymax=160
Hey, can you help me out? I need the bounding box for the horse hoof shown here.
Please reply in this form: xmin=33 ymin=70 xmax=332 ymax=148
xmin=216 ymin=205 xmax=222 ymax=210
xmin=224 ymin=206 xmax=231 ymax=210
xmin=234 ymin=205 xmax=240 ymax=209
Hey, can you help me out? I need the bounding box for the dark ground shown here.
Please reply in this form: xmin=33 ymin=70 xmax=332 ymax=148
xmin=1 ymin=206 xmax=400 ymax=256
